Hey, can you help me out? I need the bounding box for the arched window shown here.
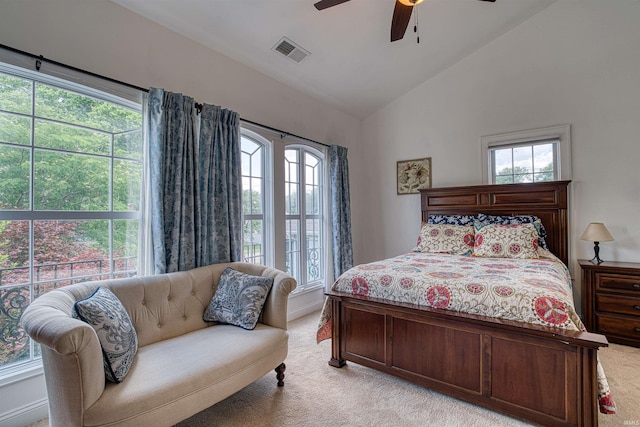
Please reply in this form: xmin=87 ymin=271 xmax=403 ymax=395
xmin=285 ymin=146 xmax=324 ymax=290
xmin=240 ymin=131 xmax=270 ymax=265
xmin=240 ymin=125 xmax=327 ymax=293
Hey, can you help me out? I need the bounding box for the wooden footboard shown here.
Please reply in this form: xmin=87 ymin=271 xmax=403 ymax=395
xmin=327 ymin=292 xmax=607 ymax=427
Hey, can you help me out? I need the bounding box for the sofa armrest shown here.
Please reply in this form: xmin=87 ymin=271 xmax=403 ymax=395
xmin=257 ymin=267 xmax=297 ymax=330
xmin=20 ymin=289 xmax=106 ymax=425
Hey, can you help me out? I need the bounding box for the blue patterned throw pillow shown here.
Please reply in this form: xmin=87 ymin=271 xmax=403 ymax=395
xmin=475 ymin=214 xmax=550 ymax=250
xmin=73 ymin=287 xmax=138 ymax=383
xmin=427 ymin=214 xmax=476 ymax=226
xmin=203 ymin=268 xmax=274 ymax=330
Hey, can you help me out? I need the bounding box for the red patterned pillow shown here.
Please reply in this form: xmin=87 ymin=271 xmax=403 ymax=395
xmin=473 ymin=223 xmax=539 ymax=259
xmin=414 ymin=224 xmax=475 ymax=255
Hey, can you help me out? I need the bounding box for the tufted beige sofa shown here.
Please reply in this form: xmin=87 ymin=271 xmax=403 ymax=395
xmin=20 ymin=262 xmax=297 ymax=427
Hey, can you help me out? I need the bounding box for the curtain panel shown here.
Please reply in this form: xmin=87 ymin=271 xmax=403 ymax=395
xmin=329 ymin=145 xmax=354 ymax=281
xmin=148 ymin=88 xmax=242 ymax=274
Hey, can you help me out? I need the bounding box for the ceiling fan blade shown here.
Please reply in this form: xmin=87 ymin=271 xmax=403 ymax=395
xmin=390 ymin=0 xmax=413 ymax=42
xmin=314 ymin=0 xmax=351 ymax=10
xmin=478 ymin=0 xmax=496 ymax=2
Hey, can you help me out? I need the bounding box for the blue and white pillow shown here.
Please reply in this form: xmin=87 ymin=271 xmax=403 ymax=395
xmin=475 ymin=214 xmax=549 ymax=250
xmin=73 ymin=287 xmax=138 ymax=383
xmin=203 ymin=268 xmax=274 ymax=330
xmin=427 ymin=214 xmax=476 ymax=226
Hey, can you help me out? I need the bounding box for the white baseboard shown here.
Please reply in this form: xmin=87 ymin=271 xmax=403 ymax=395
xmin=288 ymin=300 xmax=323 ymax=321
xmin=0 ymin=398 xmax=48 ymax=427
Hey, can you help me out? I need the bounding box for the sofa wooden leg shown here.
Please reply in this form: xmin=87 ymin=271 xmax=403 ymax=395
xmin=275 ymin=363 xmax=286 ymax=387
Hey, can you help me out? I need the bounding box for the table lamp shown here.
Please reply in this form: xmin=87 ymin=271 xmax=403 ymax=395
xmin=580 ymin=222 xmax=614 ymax=264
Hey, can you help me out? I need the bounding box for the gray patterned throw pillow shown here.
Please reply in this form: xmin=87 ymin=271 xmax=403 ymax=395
xmin=73 ymin=287 xmax=138 ymax=383
xmin=203 ymin=268 xmax=274 ymax=330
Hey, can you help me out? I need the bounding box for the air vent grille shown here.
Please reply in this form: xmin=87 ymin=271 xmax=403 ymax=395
xmin=272 ymin=37 xmax=310 ymax=63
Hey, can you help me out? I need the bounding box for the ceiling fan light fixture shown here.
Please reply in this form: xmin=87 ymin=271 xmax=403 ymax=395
xmin=398 ymin=0 xmax=424 ymax=6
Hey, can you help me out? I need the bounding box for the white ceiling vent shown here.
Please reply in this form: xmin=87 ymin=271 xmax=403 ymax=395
xmin=272 ymin=37 xmax=310 ymax=63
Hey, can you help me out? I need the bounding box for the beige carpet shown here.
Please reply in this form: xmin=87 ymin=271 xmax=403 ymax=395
xmin=29 ymin=311 xmax=640 ymax=427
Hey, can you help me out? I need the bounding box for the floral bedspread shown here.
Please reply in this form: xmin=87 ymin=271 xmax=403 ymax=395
xmin=316 ymin=251 xmax=616 ymax=414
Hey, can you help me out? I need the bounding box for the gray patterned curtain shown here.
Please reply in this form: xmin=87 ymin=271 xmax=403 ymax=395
xmin=329 ymin=145 xmax=353 ymax=281
xmin=197 ymin=104 xmax=242 ymax=266
xmin=148 ymin=88 xmax=242 ymax=273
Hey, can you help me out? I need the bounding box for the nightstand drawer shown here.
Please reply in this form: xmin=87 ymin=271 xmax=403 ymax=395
xmin=596 ymin=294 xmax=640 ymax=317
xmin=596 ymin=314 xmax=640 ymax=340
xmin=597 ymin=274 xmax=640 ymax=293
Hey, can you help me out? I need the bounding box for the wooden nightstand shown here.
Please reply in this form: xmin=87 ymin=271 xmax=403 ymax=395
xmin=579 ymin=259 xmax=640 ymax=347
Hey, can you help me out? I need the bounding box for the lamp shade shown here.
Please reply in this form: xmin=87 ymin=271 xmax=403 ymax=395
xmin=580 ymin=223 xmax=614 ymax=242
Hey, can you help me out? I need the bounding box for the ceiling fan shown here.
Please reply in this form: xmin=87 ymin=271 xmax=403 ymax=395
xmin=314 ymin=0 xmax=496 ymax=42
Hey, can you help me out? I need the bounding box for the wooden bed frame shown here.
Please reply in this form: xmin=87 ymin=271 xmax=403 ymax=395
xmin=326 ymin=181 xmax=608 ymax=427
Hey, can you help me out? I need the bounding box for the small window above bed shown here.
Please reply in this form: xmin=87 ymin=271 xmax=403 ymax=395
xmin=481 ymin=125 xmax=571 ymax=184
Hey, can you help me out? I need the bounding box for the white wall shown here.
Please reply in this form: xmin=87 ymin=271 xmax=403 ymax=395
xmin=0 ymin=1 xmax=363 ymax=425
xmin=361 ymin=0 xmax=640 ymax=309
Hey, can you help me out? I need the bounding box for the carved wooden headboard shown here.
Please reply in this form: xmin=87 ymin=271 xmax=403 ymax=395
xmin=420 ymin=181 xmax=571 ymax=265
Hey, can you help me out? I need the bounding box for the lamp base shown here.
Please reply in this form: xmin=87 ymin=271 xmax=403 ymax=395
xmin=589 ymin=241 xmax=604 ymax=264
xmin=588 ymin=255 xmax=604 ymax=265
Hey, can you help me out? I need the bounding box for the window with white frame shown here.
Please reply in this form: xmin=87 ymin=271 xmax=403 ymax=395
xmin=0 ymin=60 xmax=143 ymax=373
xmin=285 ymin=146 xmax=324 ymax=290
xmin=239 ymin=126 xmax=327 ymax=293
xmin=481 ymin=125 xmax=571 ymax=184
xmin=241 ymin=132 xmax=269 ymax=265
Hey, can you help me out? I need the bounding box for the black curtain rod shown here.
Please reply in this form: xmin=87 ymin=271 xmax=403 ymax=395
xmin=240 ymin=119 xmax=331 ymax=148
xmin=1 ymin=43 xmax=332 ymax=149
xmin=0 ymin=43 xmax=148 ymax=93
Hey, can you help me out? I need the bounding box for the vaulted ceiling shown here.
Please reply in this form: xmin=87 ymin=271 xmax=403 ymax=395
xmin=113 ymin=0 xmax=557 ymax=119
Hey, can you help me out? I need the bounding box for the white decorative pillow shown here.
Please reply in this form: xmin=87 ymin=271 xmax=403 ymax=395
xmin=473 ymin=222 xmax=539 ymax=259
xmin=414 ymin=223 xmax=475 ymax=255
xmin=73 ymin=287 xmax=138 ymax=383
xmin=203 ymin=268 xmax=274 ymax=330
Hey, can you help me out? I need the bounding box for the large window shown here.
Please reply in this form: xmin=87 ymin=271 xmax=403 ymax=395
xmin=240 ymin=128 xmax=327 ymax=293
xmin=285 ymin=146 xmax=324 ymax=290
xmin=481 ymin=124 xmax=571 ymax=185
xmin=241 ymin=133 xmax=268 ymax=265
xmin=0 ymin=64 xmax=143 ymax=373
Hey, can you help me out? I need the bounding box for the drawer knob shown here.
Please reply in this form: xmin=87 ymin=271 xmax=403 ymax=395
xmin=636 ymin=327 xmax=640 ymax=334
xmin=635 ymin=305 xmax=640 ymax=311
xmin=634 ymin=283 xmax=640 ymax=289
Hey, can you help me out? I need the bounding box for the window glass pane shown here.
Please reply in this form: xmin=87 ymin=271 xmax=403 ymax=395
xmin=286 ymin=182 xmax=299 ymax=215
xmin=513 ymin=146 xmax=533 ymax=174
xmin=114 ymin=130 xmax=142 ymax=160
xmin=306 ymin=218 xmax=322 ymax=282
xmin=533 ymin=143 xmax=554 ymax=173
xmin=242 ymin=176 xmax=252 ymax=215
xmin=34 ymin=119 xmax=110 ymax=155
xmin=493 ymin=148 xmax=512 ymax=176
xmin=34 ymin=150 xmax=110 ymax=210
xmin=250 ymin=178 xmax=262 ymax=215
xmin=241 ymin=152 xmax=251 ymax=176
xmin=35 ymin=83 xmax=141 ymax=133
xmin=285 ymin=219 xmax=300 ymax=280
xmin=113 ymin=159 xmax=141 ymax=211
xmin=33 ymin=220 xmax=110 ymax=285
xmin=243 ymin=219 xmax=263 ymax=265
xmin=285 ymin=149 xmax=298 ymax=163
xmin=0 ymin=284 xmax=30 ymax=367
xmin=242 ymin=137 xmax=259 ymax=154
xmin=114 ymin=219 xmax=138 ymax=275
xmin=0 ymin=112 xmax=31 ymax=146
xmin=0 ymin=220 xmax=30 ymax=286
xmin=0 ymin=145 xmax=30 ymax=210
xmin=251 ymin=150 xmax=262 ymax=177
xmin=0 ymin=72 xmax=32 ymax=114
